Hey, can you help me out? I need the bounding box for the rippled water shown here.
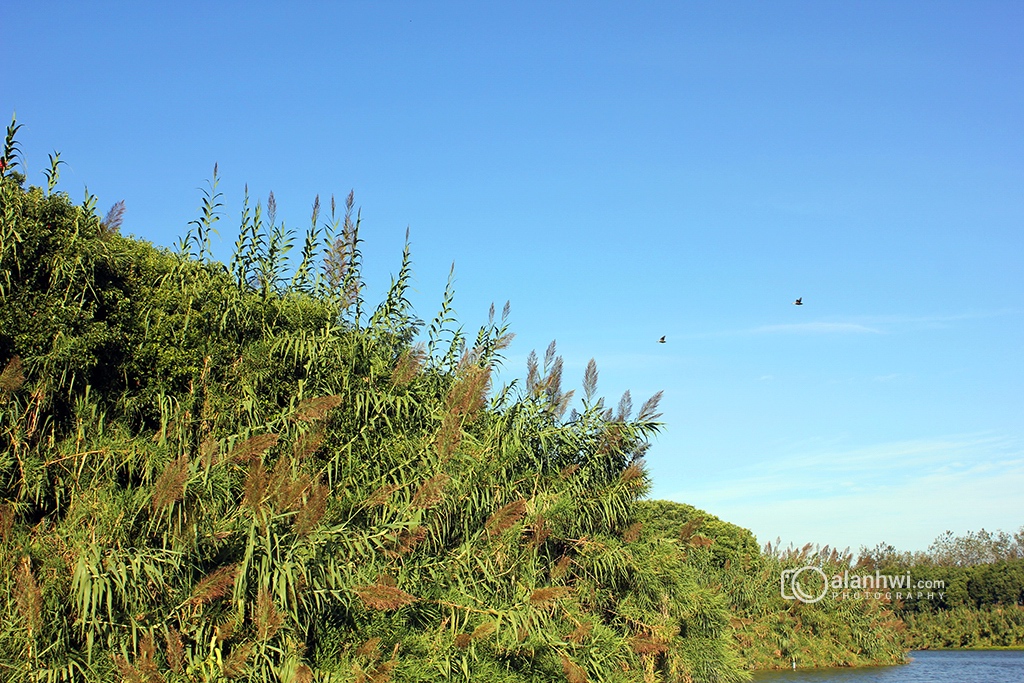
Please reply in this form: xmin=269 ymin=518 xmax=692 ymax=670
xmin=751 ymin=650 xmax=1024 ymax=682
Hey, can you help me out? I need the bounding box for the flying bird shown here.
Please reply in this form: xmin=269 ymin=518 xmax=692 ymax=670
xmin=793 ymin=298 xmax=803 ymax=306
xmin=658 ymin=336 xmax=666 ymax=343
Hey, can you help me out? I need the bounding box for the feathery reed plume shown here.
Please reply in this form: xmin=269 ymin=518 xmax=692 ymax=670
xmin=0 ymin=503 xmax=14 ymax=543
xmin=620 ymin=462 xmax=644 ymax=484
xmin=637 ymin=390 xmax=664 ymax=421
xmin=391 ymin=345 xmax=426 ymax=386
xmin=485 ymin=499 xmax=527 ymax=537
xmin=256 ymin=587 xmax=284 ymax=641
xmin=598 ymin=424 xmax=624 ymax=457
xmin=690 ymin=534 xmax=714 ymax=548
xmin=411 ymin=473 xmax=449 ymax=509
xmin=268 ymin=457 xmax=310 ymax=512
xmin=292 ymin=428 xmax=325 ymax=460
xmin=582 ymin=358 xmax=598 ymax=401
xmin=566 ymin=621 xmax=593 ymax=644
xmin=362 ymin=483 xmax=398 ymax=508
xmin=526 ymin=350 xmax=539 ymax=393
xmin=114 ymin=632 xmax=162 ymax=683
xmin=15 ymin=557 xmax=42 ymax=636
xmin=294 ymin=480 xmax=329 ymax=536
xmin=355 ymin=637 xmax=382 ymax=660
xmin=353 ymin=584 xmax=418 ymax=610
xmin=165 ymin=628 xmax=184 ymax=673
xmin=187 ymin=565 xmax=237 ymax=606
xmin=529 ymin=586 xmax=570 ymax=607
xmin=389 ymin=525 xmax=427 ymax=556
xmin=241 ymin=460 xmax=269 ymax=512
xmin=200 ymin=436 xmax=219 ymax=468
xmin=222 ymin=642 xmax=252 ymax=678
xmin=629 ymin=635 xmax=668 ymax=655
xmin=100 ymin=200 xmax=125 ymax=235
xmin=622 ymin=522 xmax=643 ymax=543
xmin=560 ymin=654 xmax=589 ymax=683
xmin=436 ymin=365 xmax=491 ymax=457
xmin=560 ymin=464 xmax=580 ymax=479
xmin=0 ymin=355 xmax=24 ymax=394
xmin=615 ymin=390 xmax=632 ymax=422
xmin=225 ymin=433 xmax=279 ymax=463
xmin=529 ymin=515 xmax=551 ymax=547
xmin=678 ymin=516 xmax=704 ymax=543
xmin=471 ymin=621 xmax=496 ymax=641
xmin=216 ymin=619 xmax=235 ymax=643
xmin=151 ymin=455 xmax=189 ymax=511
xmin=292 ymin=395 xmax=343 ymax=422
xmin=551 ymin=555 xmax=572 ymax=580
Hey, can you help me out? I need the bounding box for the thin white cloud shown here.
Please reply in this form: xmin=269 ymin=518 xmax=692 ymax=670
xmin=750 ymin=322 xmax=883 ymax=335
xmin=659 ymin=433 xmax=1024 ymax=552
xmin=672 ymin=309 xmax=1014 ymax=340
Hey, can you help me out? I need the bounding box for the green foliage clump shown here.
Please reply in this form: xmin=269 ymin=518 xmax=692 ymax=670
xmin=857 ymin=530 xmax=1024 ymax=650
xmin=635 ymin=502 xmax=908 ymax=670
xmin=0 ymin=122 xmax=749 ymax=683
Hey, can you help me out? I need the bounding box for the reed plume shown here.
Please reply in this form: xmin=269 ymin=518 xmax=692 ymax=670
xmin=411 ymin=473 xmax=449 ymax=509
xmin=292 ymin=395 xmax=343 ymax=422
xmin=0 ymin=355 xmax=24 ymax=394
xmin=353 ymin=584 xmax=418 ymax=610
xmin=165 ymin=628 xmax=184 ymax=673
xmin=551 ymin=555 xmax=572 ymax=580
xmin=622 ymin=522 xmax=643 ymax=543
xmin=560 ymin=654 xmax=589 ymax=683
xmin=222 ymin=642 xmax=253 ymax=678
xmin=187 ymin=565 xmax=237 ymax=606
xmin=390 ymin=345 xmax=425 ymax=386
xmin=15 ymin=556 xmax=42 ymax=636
xmin=225 ymin=433 xmax=279 ymax=463
xmin=529 ymin=586 xmax=570 ymax=606
xmin=485 ymin=499 xmax=527 ymax=538
xmin=256 ymin=587 xmax=284 ymax=641
xmin=151 ymin=455 xmax=189 ymax=511
xmin=294 ymin=480 xmax=329 ymax=536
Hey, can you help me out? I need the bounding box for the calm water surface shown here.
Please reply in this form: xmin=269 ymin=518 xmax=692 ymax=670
xmin=752 ymin=651 xmax=1024 ymax=683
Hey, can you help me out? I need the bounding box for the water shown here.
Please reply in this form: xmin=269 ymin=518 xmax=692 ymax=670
xmin=752 ymin=650 xmax=1024 ymax=682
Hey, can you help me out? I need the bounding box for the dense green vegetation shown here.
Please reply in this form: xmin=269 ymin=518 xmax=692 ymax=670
xmin=856 ymin=530 xmax=1024 ymax=650
xmin=1 ymin=120 xmax=1018 ymax=681
xmin=0 ymin=120 xmax=751 ymax=682
xmin=635 ymin=502 xmax=906 ymax=670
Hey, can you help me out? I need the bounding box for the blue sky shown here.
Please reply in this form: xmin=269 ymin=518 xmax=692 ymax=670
xmin=4 ymin=1 xmax=1022 ymax=553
